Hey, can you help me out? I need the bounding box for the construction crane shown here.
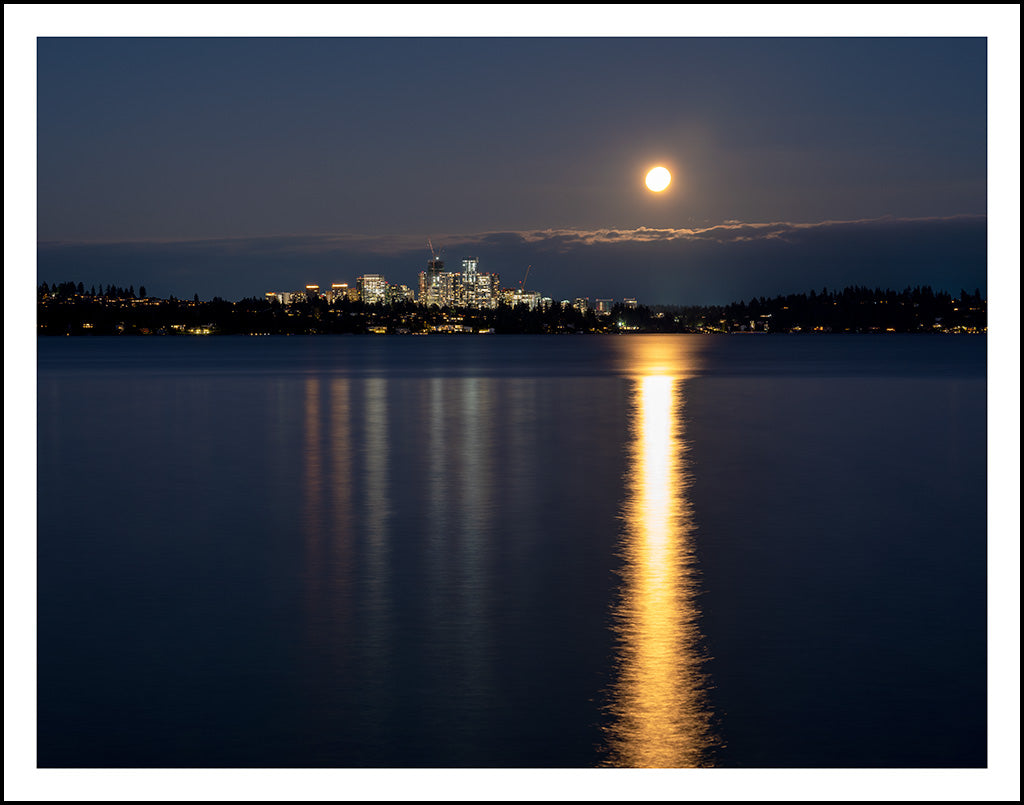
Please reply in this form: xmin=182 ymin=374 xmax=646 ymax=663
xmin=519 ymin=265 xmax=532 ymax=290
xmin=426 ymin=238 xmax=444 ymax=273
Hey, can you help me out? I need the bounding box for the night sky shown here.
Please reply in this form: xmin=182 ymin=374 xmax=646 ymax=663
xmin=30 ymin=28 xmax=995 ymax=305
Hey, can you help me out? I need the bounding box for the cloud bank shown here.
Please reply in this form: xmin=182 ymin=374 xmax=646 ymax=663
xmin=38 ymin=215 xmax=987 ymax=306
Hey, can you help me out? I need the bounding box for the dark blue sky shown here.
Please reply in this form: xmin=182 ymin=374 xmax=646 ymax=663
xmin=29 ymin=25 xmax=997 ymax=303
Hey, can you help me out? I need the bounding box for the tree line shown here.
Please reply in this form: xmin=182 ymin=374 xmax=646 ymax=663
xmin=662 ymin=285 xmax=986 ymax=333
xmin=40 ymin=281 xmax=147 ymax=300
xmin=37 ymin=283 xmax=986 ymax=335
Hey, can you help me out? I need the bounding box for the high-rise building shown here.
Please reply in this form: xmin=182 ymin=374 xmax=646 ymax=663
xmin=510 ymin=289 xmax=541 ymax=310
xmin=358 ymin=274 xmax=388 ymax=305
xmin=420 ymin=257 xmax=445 ymax=307
xmin=388 ymin=284 xmax=415 ymax=304
xmin=462 ymin=258 xmax=479 ymax=307
xmin=328 ymin=283 xmax=350 ymax=304
xmin=475 ymin=272 xmax=499 ymax=309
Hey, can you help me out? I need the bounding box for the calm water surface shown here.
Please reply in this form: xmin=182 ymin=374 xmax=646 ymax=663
xmin=36 ymin=335 xmax=987 ymax=767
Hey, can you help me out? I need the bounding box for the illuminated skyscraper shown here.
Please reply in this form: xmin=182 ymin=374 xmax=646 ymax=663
xmin=420 ymin=256 xmax=445 ymax=307
xmin=475 ymin=272 xmax=498 ymax=309
xmin=358 ymin=274 xmax=388 ymax=305
xmin=327 ymin=283 xmax=350 ymax=303
xmin=462 ymin=257 xmax=479 ymax=307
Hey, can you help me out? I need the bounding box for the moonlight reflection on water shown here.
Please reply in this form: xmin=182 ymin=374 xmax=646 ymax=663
xmin=603 ymin=338 xmax=718 ymax=767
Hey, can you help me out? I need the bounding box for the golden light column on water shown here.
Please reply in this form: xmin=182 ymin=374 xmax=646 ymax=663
xmin=603 ymin=337 xmax=715 ymax=767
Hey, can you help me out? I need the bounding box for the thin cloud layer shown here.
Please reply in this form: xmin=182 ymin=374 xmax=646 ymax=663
xmin=38 ymin=215 xmax=987 ymax=306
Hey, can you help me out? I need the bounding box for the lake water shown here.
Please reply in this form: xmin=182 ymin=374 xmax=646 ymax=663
xmin=36 ymin=334 xmax=987 ymax=768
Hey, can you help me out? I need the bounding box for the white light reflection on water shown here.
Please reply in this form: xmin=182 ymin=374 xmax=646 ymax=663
xmin=603 ymin=336 xmax=718 ymax=768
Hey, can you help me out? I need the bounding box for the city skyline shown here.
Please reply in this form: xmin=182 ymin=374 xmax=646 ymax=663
xmin=22 ymin=19 xmax=1009 ymax=308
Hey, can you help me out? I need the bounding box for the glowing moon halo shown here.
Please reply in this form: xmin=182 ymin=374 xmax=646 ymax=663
xmin=645 ymin=166 xmax=671 ymax=192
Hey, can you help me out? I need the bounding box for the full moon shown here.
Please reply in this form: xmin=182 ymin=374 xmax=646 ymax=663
xmin=645 ymin=166 xmax=671 ymax=192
